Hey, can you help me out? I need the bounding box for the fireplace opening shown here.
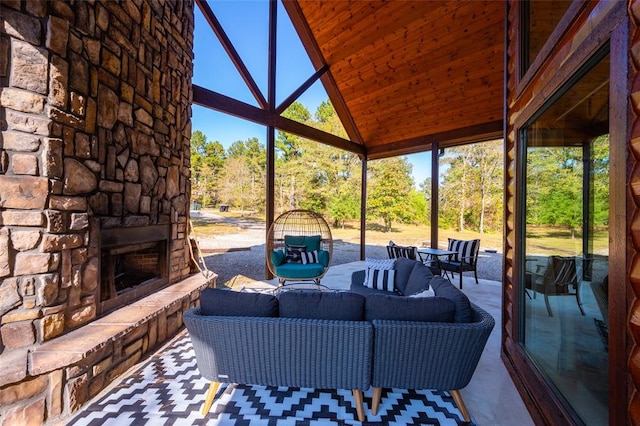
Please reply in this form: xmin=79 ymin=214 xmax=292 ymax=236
xmin=99 ymin=225 xmax=170 ymax=314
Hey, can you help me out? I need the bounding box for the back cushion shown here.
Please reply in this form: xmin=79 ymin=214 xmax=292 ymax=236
xmin=200 ymin=288 xmax=278 ymax=317
xmin=402 ymin=261 xmax=434 ymax=296
xmin=393 ymin=257 xmax=418 ymax=294
xmin=279 ymin=290 xmax=365 ymax=321
xmin=430 ymin=275 xmax=473 ymax=322
xmin=365 ymin=293 xmax=455 ymax=322
xmin=284 ymin=235 xmax=321 ymax=252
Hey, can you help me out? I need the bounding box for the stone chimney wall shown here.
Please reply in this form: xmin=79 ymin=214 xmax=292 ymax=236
xmin=0 ymin=0 xmax=194 ymax=351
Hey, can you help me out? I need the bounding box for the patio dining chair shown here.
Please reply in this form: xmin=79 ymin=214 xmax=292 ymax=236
xmin=386 ymin=241 xmax=418 ymax=260
xmin=531 ymin=255 xmax=585 ymax=317
xmin=439 ymin=238 xmax=480 ymax=289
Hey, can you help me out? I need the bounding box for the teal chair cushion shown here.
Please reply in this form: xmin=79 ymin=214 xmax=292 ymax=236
xmin=317 ymin=249 xmax=330 ymax=267
xmin=275 ymin=262 xmax=326 ymax=279
xmin=271 ymin=249 xmax=286 ymax=267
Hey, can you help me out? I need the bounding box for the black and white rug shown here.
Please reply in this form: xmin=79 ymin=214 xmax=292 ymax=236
xmin=68 ymin=331 xmax=473 ymax=425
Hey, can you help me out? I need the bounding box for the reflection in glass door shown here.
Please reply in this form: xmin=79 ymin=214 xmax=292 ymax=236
xmin=521 ymin=52 xmax=609 ymax=424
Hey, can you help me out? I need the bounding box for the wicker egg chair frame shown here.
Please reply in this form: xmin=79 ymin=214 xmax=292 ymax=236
xmin=266 ymin=209 xmax=333 ymax=285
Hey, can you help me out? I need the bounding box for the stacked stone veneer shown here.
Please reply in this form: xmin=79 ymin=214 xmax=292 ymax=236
xmin=0 ymin=0 xmax=207 ymax=424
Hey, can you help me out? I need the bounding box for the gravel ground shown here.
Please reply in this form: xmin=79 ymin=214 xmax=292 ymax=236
xmin=193 ymin=212 xmax=504 ymax=286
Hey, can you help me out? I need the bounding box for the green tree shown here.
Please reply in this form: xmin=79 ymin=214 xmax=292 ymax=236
xmin=190 ymin=130 xmax=225 ymax=207
xmin=329 ymin=190 xmax=360 ymax=228
xmin=277 ymin=102 xmax=310 ymax=160
xmin=527 ymin=146 xmax=583 ymax=236
xmin=590 ymin=135 xmax=610 ymax=227
xmin=405 ymin=189 xmax=429 ymax=225
xmin=419 ymin=177 xmax=432 ymax=225
xmin=218 ymin=138 xmax=266 ymax=214
xmin=439 ymin=141 xmax=503 ymax=233
xmin=274 ymin=101 xmax=361 ymax=218
xmin=367 ymin=157 xmax=414 ymax=231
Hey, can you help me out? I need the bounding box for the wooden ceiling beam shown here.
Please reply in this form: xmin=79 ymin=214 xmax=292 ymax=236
xmin=195 ymin=0 xmax=268 ymax=110
xmin=193 ymin=85 xmax=365 ymax=155
xmin=282 ymin=0 xmax=364 ymax=144
xmin=366 ymin=120 xmax=503 ymax=160
xmin=276 ymin=64 xmax=328 ymax=115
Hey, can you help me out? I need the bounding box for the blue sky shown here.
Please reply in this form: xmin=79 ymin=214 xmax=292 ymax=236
xmin=191 ymin=0 xmax=432 ymax=187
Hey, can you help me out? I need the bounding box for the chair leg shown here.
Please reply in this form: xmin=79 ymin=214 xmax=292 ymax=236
xmin=202 ymin=382 xmax=220 ymax=415
xmin=474 ymin=269 xmax=478 ymax=284
xmin=450 ymin=389 xmax=471 ymax=423
xmin=544 ymin=293 xmax=553 ymax=316
xmin=459 ymin=268 xmax=463 ymax=289
xmin=576 ymin=290 xmax=585 ymax=315
xmin=372 ymin=387 xmax=382 ymax=416
xmin=352 ymin=389 xmax=365 ymax=422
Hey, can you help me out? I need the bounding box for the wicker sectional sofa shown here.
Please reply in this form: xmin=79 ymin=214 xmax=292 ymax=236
xmin=184 ymin=259 xmax=494 ymax=423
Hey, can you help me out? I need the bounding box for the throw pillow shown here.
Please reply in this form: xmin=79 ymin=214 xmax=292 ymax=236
xmin=364 ymin=293 xmax=455 ymax=322
xmin=279 ymin=290 xmax=365 ymax=320
xmin=364 ymin=257 xmax=395 ymax=284
xmin=300 ymin=250 xmax=319 ymax=264
xmin=366 ymin=268 xmax=396 ymax=292
xmin=409 ymin=286 xmax=435 ymax=298
xmin=403 ymin=261 xmax=434 ymax=296
xmin=199 ymin=288 xmax=278 ymax=317
xmin=285 ymin=244 xmax=307 ymax=263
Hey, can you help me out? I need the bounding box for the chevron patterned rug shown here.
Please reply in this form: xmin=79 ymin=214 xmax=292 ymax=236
xmin=68 ymin=330 xmax=473 ymax=425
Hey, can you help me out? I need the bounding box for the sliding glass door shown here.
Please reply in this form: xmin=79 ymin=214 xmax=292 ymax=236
xmin=520 ymin=51 xmax=610 ymax=424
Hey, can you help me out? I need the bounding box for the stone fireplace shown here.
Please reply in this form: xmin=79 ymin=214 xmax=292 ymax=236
xmin=99 ymin=225 xmax=170 ymax=314
xmin=0 ymin=1 xmax=215 ymax=424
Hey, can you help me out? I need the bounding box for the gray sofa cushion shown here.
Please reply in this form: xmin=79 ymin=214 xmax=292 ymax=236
xmin=365 ymin=293 xmax=455 ymax=322
xmin=403 ymin=261 xmax=434 ymax=296
xmin=430 ymin=275 xmax=472 ymax=322
xmin=393 ymin=257 xmax=418 ymax=294
xmin=279 ymin=290 xmax=365 ymax=321
xmin=200 ymin=288 xmax=278 ymax=317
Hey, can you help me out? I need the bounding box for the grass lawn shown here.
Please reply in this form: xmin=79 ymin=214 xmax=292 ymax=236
xmin=191 ymin=209 xmax=608 ymax=256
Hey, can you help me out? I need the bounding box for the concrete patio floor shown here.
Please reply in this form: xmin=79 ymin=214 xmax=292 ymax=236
xmin=235 ymin=261 xmax=534 ymax=426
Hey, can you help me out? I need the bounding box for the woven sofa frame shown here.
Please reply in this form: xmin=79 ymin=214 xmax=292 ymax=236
xmin=184 ymin=308 xmax=372 ymax=421
xmin=184 ymin=301 xmax=494 ymax=422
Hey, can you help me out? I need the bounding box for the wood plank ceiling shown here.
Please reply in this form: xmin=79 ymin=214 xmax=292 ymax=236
xmin=283 ymin=0 xmax=505 ymax=159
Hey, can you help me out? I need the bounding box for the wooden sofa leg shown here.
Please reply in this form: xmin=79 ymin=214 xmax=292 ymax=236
xmin=202 ymin=382 xmax=220 ymax=415
xmin=372 ymin=387 xmax=382 ymax=416
xmin=352 ymin=389 xmax=365 ymax=422
xmin=450 ymin=389 xmax=471 ymax=422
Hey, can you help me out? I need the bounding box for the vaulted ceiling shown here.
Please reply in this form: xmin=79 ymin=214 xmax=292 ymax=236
xmin=282 ymin=0 xmax=505 ymax=159
xmin=193 ymin=0 xmax=505 ymax=160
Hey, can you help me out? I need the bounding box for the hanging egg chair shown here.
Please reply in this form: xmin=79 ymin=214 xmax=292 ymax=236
xmin=266 ymin=210 xmax=333 ymax=286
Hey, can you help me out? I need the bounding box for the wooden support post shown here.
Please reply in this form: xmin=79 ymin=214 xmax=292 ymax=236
xmin=360 ymin=155 xmax=367 ymax=260
xmin=431 ymin=142 xmax=440 ymax=248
